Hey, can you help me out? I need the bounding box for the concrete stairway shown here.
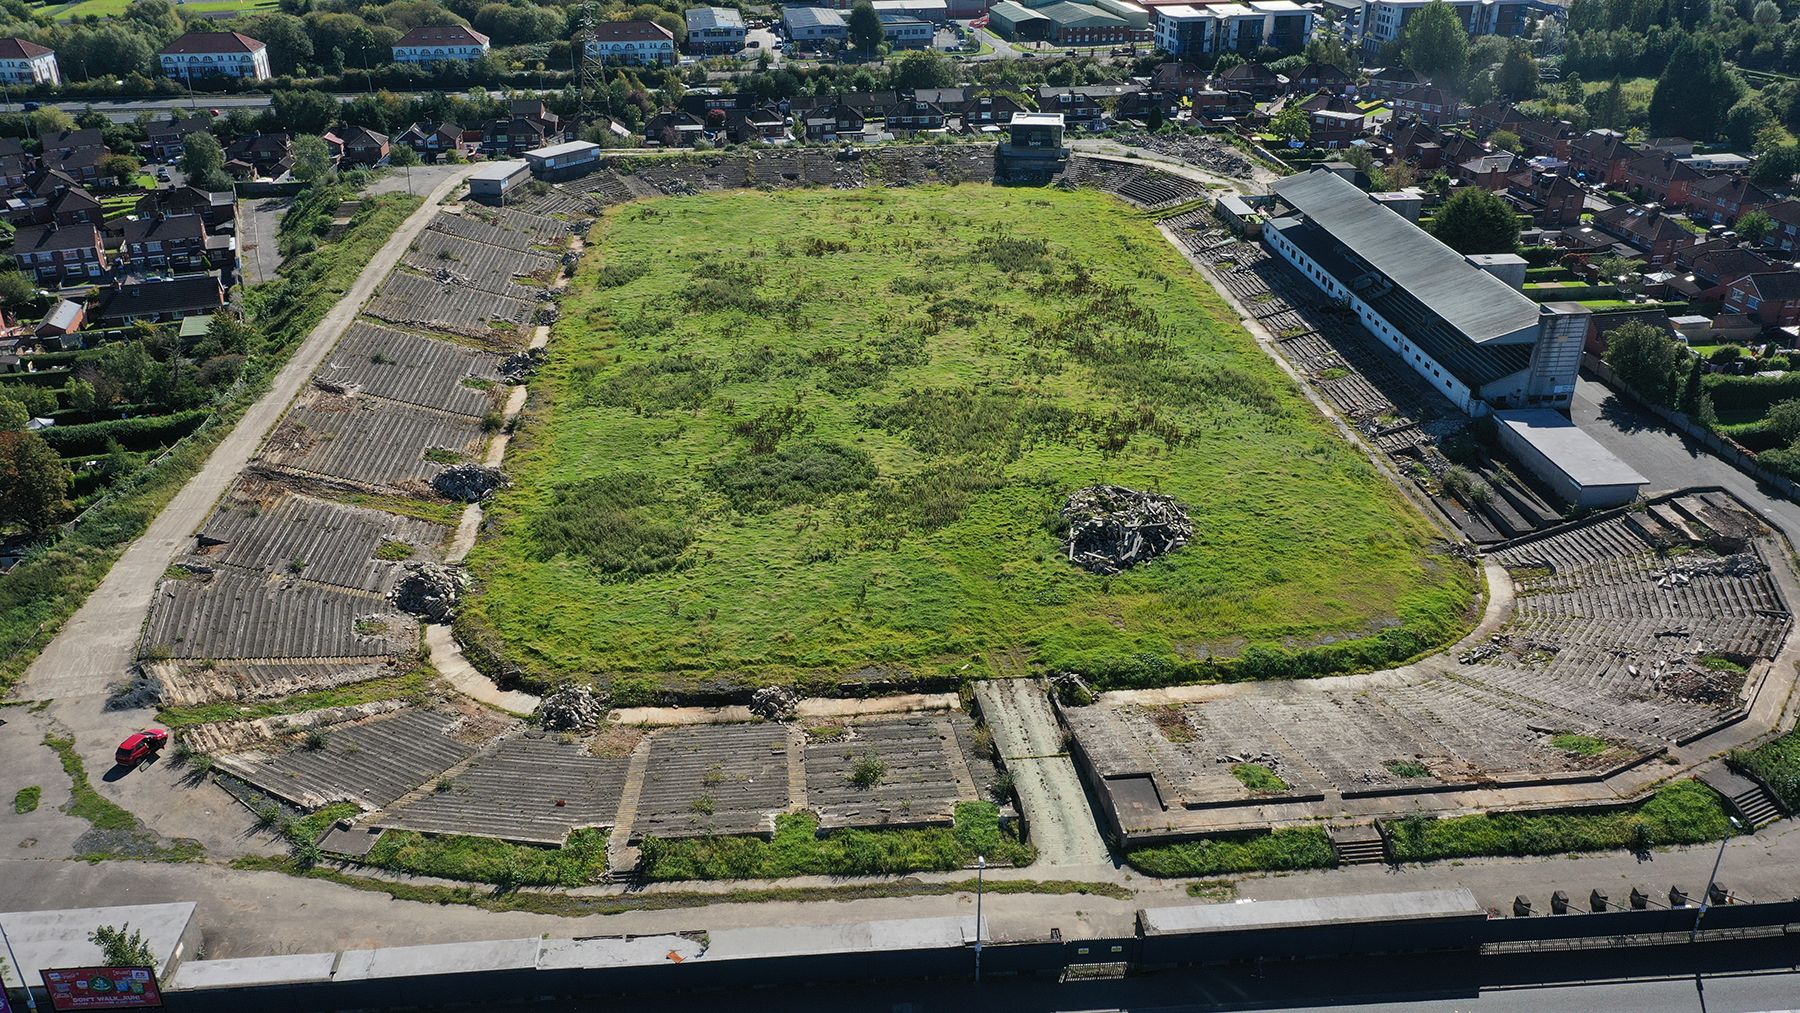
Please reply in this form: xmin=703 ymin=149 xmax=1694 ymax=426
xmin=1330 ymin=824 xmax=1389 ymax=865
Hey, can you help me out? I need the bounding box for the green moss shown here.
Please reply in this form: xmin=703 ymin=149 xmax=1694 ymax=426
xmin=1127 ymin=827 xmax=1335 ymax=877
xmin=1384 ymin=780 xmax=1736 ymax=862
xmin=639 ymin=802 xmax=1033 ymax=881
xmin=13 ymin=785 xmax=40 ymax=813
xmin=463 ymin=185 xmax=1475 ymax=691
xmin=1231 ymin=762 xmax=1290 ymax=794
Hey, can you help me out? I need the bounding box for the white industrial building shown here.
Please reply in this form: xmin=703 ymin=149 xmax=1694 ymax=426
xmin=1493 ymin=410 xmax=1647 ymax=509
xmin=1152 ymin=1 xmax=1314 ymax=56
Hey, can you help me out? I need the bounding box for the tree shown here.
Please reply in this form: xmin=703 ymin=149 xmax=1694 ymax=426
xmin=1429 ymin=188 xmax=1519 ymax=254
xmin=388 ymin=143 xmax=420 ymax=167
xmin=1496 ymin=44 xmax=1539 ymax=100
xmin=1737 ymin=209 xmax=1774 ymax=245
xmin=0 ymin=431 xmax=72 ymax=535
xmin=291 ymin=135 xmax=335 ymax=184
xmin=1593 ymin=253 xmax=1645 ymax=295
xmin=88 ymin=924 xmax=156 ymax=968
xmin=0 ymin=395 xmax=26 ymax=430
xmin=270 ymin=90 xmax=341 ymax=134
xmin=0 ymin=270 xmax=35 ymax=307
xmin=101 ymin=153 xmax=142 ymax=187
xmin=1269 ymin=104 xmax=1311 ymax=144
xmin=1401 ymin=0 xmax=1471 ymax=86
xmin=1725 ymin=100 xmax=1773 ymax=150
xmin=1489 ymin=129 xmax=1522 ymax=152
xmin=180 ymin=133 xmax=232 ymax=192
xmin=1603 ymin=320 xmax=1683 ymax=405
xmin=1585 ymin=78 xmax=1627 ymax=129
xmin=1752 ymin=145 xmax=1800 ymax=188
xmin=1649 ymin=36 xmax=1742 ymax=140
xmin=1768 ymin=399 xmax=1800 ymax=444
xmin=1755 ymin=0 xmax=1782 ymax=23
xmin=847 ymin=1 xmax=883 ymax=54
xmin=1677 ymin=356 xmax=1705 ymax=416
xmin=889 ymin=50 xmax=955 ymax=90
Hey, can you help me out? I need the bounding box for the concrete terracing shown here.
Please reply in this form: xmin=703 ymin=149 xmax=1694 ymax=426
xmin=1065 ymin=490 xmax=1797 ymax=846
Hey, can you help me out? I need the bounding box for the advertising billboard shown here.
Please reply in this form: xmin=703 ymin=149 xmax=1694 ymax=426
xmin=38 ymin=968 xmax=162 ymax=1010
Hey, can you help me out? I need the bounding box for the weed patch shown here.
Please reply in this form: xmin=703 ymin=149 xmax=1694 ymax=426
xmin=1383 ymin=780 xmax=1735 ymax=861
xmin=1127 ymin=827 xmax=1335 ymax=877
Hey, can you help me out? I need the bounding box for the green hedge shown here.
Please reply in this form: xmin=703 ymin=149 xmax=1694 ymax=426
xmin=1383 ymin=780 xmax=1734 ymax=862
xmin=1703 ymin=371 xmax=1800 ymax=416
xmin=35 ymin=410 xmax=210 ymax=457
xmin=639 ymin=803 xmax=1033 ymax=881
xmin=1125 ymin=827 xmax=1335 ymax=877
xmin=1731 ymin=727 xmax=1800 ymax=812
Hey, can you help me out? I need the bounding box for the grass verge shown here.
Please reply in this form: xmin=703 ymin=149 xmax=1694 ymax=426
xmin=1124 ymin=827 xmax=1335 ymax=877
xmin=43 ymin=734 xmax=203 ymax=862
xmin=640 ymin=802 xmax=1033 ymax=881
xmin=1383 ymin=780 xmax=1735 ymax=862
xmin=231 ymin=855 xmax=1127 ymax=914
xmin=157 ymin=666 xmax=434 ymax=730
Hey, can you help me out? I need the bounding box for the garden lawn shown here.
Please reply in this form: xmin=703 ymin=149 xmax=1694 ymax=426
xmin=462 ymin=185 xmax=1474 ymax=691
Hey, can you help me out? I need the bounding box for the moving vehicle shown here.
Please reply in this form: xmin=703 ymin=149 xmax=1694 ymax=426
xmin=116 ymin=728 xmax=170 ymax=766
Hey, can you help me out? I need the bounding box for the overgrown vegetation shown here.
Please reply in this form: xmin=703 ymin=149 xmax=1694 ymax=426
xmin=1231 ymin=762 xmax=1290 ymax=794
xmin=365 ymin=828 xmax=610 ymax=888
xmin=43 ymin=733 xmax=203 ymax=863
xmin=13 ymin=785 xmax=40 ymax=813
xmin=639 ymin=802 xmax=1033 ymax=881
xmin=0 ymin=190 xmax=420 ymax=695
xmin=464 ymin=186 xmax=1473 ymax=692
xmin=1732 ymin=725 xmax=1800 ymax=812
xmin=1384 ymin=780 xmax=1736 ymax=862
xmin=1126 ymin=827 xmax=1336 ymax=877
xmin=156 ymin=666 xmax=432 ymax=730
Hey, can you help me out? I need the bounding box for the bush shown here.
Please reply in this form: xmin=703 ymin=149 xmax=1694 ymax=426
xmin=708 ymin=440 xmax=876 ymax=511
xmin=639 ymin=803 xmax=1032 ymax=881
xmin=365 ymin=827 xmax=609 ymax=887
xmin=1126 ymin=827 xmax=1335 ymax=877
xmin=1732 ymin=725 xmax=1800 ymax=811
xmin=34 ymin=411 xmax=210 ymax=457
xmin=527 ymin=474 xmax=692 ymax=576
xmin=1383 ymin=780 xmax=1734 ymax=861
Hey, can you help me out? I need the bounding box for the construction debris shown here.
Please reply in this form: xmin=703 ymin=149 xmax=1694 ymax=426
xmin=498 ymin=348 xmax=545 ymax=385
xmin=1652 ymin=553 xmax=1767 ymax=588
xmin=389 ymin=563 xmax=467 ymax=623
xmin=749 ymin=685 xmax=800 ymax=722
xmin=535 ymin=684 xmax=607 ymax=731
xmin=433 ymin=463 xmax=507 ymax=502
xmin=1050 ymin=671 xmax=1097 ymax=706
xmin=1061 ymin=485 xmax=1193 ymax=574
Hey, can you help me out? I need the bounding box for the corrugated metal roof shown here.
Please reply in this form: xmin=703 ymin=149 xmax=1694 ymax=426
xmin=1272 ymin=169 xmax=1541 ymax=345
xmin=1494 ymin=410 xmax=1648 ymax=489
xmin=685 ymin=6 xmax=744 ymax=30
xmin=784 ymin=6 xmax=847 ymax=28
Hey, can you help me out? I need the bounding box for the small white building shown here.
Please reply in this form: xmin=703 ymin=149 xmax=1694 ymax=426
xmin=159 ymin=31 xmax=272 ymax=82
xmin=0 ymin=38 xmax=59 ymax=86
xmin=583 ymin=20 xmax=677 ymax=65
xmin=783 ymin=6 xmax=848 ymax=42
xmin=391 ymin=25 xmax=491 ymax=64
xmin=880 ymin=13 xmax=937 ymax=46
xmin=524 ymin=140 xmax=601 ymax=180
xmin=1493 ymin=409 xmax=1647 ymax=510
xmin=468 ymin=160 xmax=529 ymax=202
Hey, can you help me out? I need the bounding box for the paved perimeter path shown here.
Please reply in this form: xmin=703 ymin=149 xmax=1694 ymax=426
xmin=974 ymin=679 xmax=1111 ymax=868
xmin=20 ymin=167 xmax=475 ymax=706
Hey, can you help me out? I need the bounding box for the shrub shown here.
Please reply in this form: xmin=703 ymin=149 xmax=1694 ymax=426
xmin=1127 ymin=827 xmax=1335 ymax=877
xmin=709 ymin=441 xmax=875 ymax=511
xmin=1732 ymin=725 xmax=1800 ymax=811
xmin=1383 ymin=780 xmax=1734 ymax=861
xmin=1232 ymin=762 xmax=1290 ymax=793
xmin=527 ymin=474 xmax=692 ymax=576
xmin=849 ymin=751 xmax=886 ymax=789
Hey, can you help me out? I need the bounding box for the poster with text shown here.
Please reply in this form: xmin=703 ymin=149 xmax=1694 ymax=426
xmin=39 ymin=967 xmax=162 ymax=1010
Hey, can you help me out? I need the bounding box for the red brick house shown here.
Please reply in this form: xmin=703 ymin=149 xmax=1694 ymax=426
xmin=122 ymin=213 xmax=210 ymax=273
xmin=1390 ymin=86 xmax=1458 ymax=126
xmin=1593 ymin=204 xmax=1700 ymax=265
xmin=1505 ymin=170 xmax=1584 ymax=228
xmin=341 ymin=126 xmax=390 ymax=166
xmin=1622 ymin=153 xmax=1705 ymax=207
xmin=1764 ymin=200 xmax=1800 ymax=253
xmin=1567 ymin=131 xmax=1637 ymax=186
xmin=1723 ymin=271 xmax=1800 ymax=327
xmin=1688 ymin=174 xmax=1774 ymax=226
xmin=12 ymin=222 xmax=105 ymax=284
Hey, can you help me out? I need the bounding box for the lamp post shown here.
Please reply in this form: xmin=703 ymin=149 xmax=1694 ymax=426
xmin=0 ymin=915 xmax=39 ymax=1012
xmin=974 ymin=854 xmax=986 ymax=985
xmin=1690 ymin=816 xmax=1745 ymax=944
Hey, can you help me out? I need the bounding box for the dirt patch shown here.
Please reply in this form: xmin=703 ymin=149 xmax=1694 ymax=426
xmin=588 ymin=723 xmax=647 ymax=758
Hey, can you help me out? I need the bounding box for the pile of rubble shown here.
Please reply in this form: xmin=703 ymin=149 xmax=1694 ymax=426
xmin=498 ymin=348 xmax=544 ymax=385
xmin=389 ymin=563 xmax=467 ymax=623
xmin=1651 ymin=553 xmax=1767 ymax=589
xmin=749 ymin=685 xmax=800 ymax=721
xmin=1060 ymin=485 xmax=1193 ymax=574
xmin=535 ymin=684 xmax=607 ymax=731
xmin=433 ymin=463 xmax=507 ymax=502
xmin=1109 ymin=131 xmax=1258 ymax=179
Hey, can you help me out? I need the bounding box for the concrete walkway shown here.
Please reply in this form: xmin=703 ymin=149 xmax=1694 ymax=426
xmin=974 ymin=680 xmax=1111 ymax=868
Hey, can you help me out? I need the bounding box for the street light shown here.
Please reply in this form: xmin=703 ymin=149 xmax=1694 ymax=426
xmin=0 ymin=915 xmax=39 ymax=1012
xmin=1690 ymin=815 xmax=1745 ymax=943
xmin=974 ymin=854 xmax=986 ymax=984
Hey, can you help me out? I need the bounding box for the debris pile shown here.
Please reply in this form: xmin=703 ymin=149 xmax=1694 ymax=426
xmin=498 ymin=348 xmax=544 ymax=385
xmin=1060 ymin=485 xmax=1193 ymax=574
xmin=389 ymin=563 xmax=467 ymax=623
xmin=1050 ymin=671 xmax=1097 ymax=706
xmin=433 ymin=463 xmax=507 ymax=502
xmin=432 ymin=267 xmax=467 ymax=286
xmin=1658 ymin=665 xmax=1745 ymax=704
xmin=1107 ymin=131 xmax=1258 ymax=179
xmin=536 ymin=684 xmax=607 ymax=731
xmin=1652 ymin=553 xmax=1766 ymax=589
xmin=749 ymin=685 xmax=800 ymax=722
xmin=106 ymin=669 xmax=165 ymax=712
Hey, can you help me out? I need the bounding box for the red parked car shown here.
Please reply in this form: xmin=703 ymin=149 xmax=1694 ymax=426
xmin=115 ymin=729 xmax=170 ymax=766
